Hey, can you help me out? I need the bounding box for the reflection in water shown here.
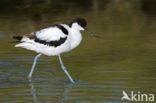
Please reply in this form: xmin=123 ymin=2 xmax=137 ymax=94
xmin=29 ymin=79 xmax=38 ymax=103
xmin=29 ymin=78 xmax=74 ymax=103
xmin=60 ymin=83 xmax=73 ymax=103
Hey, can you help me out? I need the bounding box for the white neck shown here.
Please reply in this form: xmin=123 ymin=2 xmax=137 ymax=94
xmin=69 ymin=27 xmax=82 ymax=50
xmin=71 ymin=23 xmax=84 ymax=31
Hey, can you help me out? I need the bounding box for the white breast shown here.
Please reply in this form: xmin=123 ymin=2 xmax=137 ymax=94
xmin=69 ymin=28 xmax=82 ymax=50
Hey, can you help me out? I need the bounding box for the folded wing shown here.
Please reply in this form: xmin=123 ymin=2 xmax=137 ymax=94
xmin=24 ymin=25 xmax=69 ymax=47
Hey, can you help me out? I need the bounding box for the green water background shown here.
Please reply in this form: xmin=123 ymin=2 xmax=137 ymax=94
xmin=0 ymin=0 xmax=156 ymax=102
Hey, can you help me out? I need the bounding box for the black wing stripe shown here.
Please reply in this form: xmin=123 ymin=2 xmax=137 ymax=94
xmin=54 ymin=24 xmax=68 ymax=35
xmin=34 ymin=36 xmax=67 ymax=47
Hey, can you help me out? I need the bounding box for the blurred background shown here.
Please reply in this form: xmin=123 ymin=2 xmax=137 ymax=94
xmin=0 ymin=0 xmax=155 ymax=34
xmin=0 ymin=0 xmax=156 ymax=103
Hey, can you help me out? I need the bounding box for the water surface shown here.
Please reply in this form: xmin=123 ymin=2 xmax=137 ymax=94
xmin=0 ymin=0 xmax=156 ymax=103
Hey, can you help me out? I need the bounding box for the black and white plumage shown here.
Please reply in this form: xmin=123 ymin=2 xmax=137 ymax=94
xmin=13 ymin=18 xmax=98 ymax=83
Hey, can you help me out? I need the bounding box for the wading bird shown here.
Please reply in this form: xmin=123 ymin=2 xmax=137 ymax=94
xmin=13 ymin=18 xmax=101 ymax=83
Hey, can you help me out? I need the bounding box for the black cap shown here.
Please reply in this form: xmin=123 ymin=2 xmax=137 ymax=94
xmin=69 ymin=18 xmax=87 ymax=28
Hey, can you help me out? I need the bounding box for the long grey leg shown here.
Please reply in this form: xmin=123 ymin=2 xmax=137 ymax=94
xmin=28 ymin=53 xmax=42 ymax=79
xmin=58 ymin=55 xmax=75 ymax=83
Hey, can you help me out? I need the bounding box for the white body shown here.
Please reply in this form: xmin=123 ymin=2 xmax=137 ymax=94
xmin=15 ymin=23 xmax=83 ymax=56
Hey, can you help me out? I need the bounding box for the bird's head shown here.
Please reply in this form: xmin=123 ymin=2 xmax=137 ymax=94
xmin=69 ymin=18 xmax=103 ymax=39
xmin=69 ymin=18 xmax=87 ymax=31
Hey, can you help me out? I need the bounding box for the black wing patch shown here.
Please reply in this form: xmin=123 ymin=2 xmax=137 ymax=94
xmin=34 ymin=35 xmax=67 ymax=47
xmin=54 ymin=24 xmax=68 ymax=35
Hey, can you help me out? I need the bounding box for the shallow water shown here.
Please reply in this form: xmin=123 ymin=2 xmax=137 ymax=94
xmin=0 ymin=0 xmax=156 ymax=103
